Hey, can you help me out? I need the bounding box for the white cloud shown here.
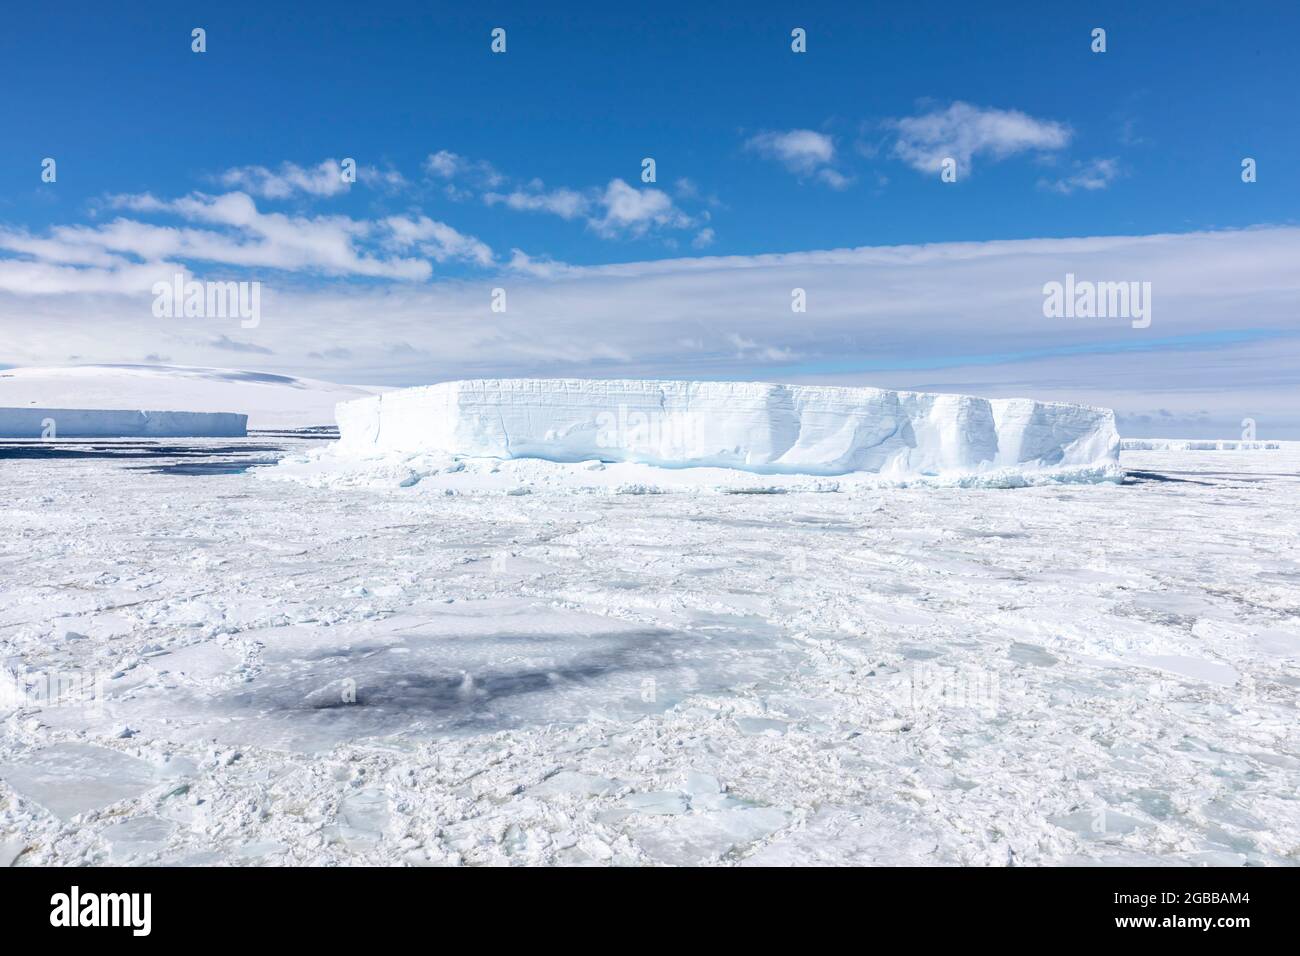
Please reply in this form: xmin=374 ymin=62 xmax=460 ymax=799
xmin=6 ymin=227 xmax=1300 ymax=435
xmin=483 ymin=187 xmax=590 ymax=220
xmin=744 ymin=129 xmax=850 ymax=189
xmin=361 ymin=165 xmax=409 ymax=193
xmin=424 ymin=150 xmax=461 ymax=178
xmin=218 ymin=159 xmax=352 ymax=199
xmin=423 ymin=150 xmax=504 ymax=187
xmin=890 ymin=102 xmax=1071 ymax=173
xmin=218 ymin=158 xmax=408 ymax=198
xmin=430 ymin=151 xmax=698 ymax=239
xmin=0 ymin=190 xmax=496 ymax=289
xmin=1039 ymin=158 xmax=1122 ymax=195
xmin=590 ymin=179 xmax=692 ymax=238
xmin=674 ymin=178 xmax=700 ymax=199
xmin=816 ymin=169 xmax=852 ymax=190
xmin=746 ymin=130 xmax=834 ymax=172
xmin=728 ymin=332 xmax=797 ymax=362
xmin=505 ymin=248 xmax=572 ymax=279
xmin=484 ymin=178 xmax=693 ymax=239
xmin=381 ymin=215 xmax=494 ymax=266
xmin=743 ymin=130 xmax=852 ymax=189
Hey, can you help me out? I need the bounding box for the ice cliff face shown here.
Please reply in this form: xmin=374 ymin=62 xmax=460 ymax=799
xmin=0 ymin=407 xmax=247 ymax=438
xmin=335 ymin=379 xmax=1119 ymax=477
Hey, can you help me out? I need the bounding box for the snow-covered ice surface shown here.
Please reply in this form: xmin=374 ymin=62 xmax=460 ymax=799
xmin=0 ymin=437 xmax=1297 ymax=866
xmin=0 ymin=365 xmax=384 ymax=430
xmin=336 ymin=379 xmax=1120 ymax=480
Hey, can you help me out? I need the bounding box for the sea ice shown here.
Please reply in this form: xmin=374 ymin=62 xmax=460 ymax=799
xmin=0 ymin=743 xmax=159 ymax=820
xmin=3 ymin=434 xmax=1296 ymax=866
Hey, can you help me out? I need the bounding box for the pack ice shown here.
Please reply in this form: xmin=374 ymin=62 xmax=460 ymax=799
xmin=0 ymin=407 xmax=247 ymax=438
xmin=335 ymin=379 xmax=1119 ymax=478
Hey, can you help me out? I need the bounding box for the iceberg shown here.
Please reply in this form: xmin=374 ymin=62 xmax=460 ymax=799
xmin=334 ymin=379 xmax=1119 ymax=479
xmin=0 ymin=407 xmax=247 ymax=438
xmin=0 ymin=365 xmax=384 ymax=430
xmin=1120 ymin=438 xmax=1280 ymax=451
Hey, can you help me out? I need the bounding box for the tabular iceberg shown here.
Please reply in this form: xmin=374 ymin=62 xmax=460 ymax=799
xmin=334 ymin=379 xmax=1119 ymax=479
xmin=0 ymin=407 xmax=248 ymax=438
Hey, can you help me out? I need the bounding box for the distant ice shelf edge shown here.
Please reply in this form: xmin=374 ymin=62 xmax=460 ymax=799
xmin=0 ymin=407 xmax=247 ymax=438
xmin=334 ymin=379 xmax=1121 ymax=479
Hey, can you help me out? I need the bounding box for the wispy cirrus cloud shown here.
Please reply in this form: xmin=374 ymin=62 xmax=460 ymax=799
xmin=1039 ymin=157 xmax=1122 ymax=195
xmin=889 ymin=102 xmax=1071 ymax=174
xmin=424 ymin=150 xmax=506 ymax=191
xmin=483 ymin=184 xmax=589 ymax=220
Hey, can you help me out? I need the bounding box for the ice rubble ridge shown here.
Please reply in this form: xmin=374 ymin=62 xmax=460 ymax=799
xmin=335 ymin=379 xmax=1119 ymax=478
xmin=0 ymin=407 xmax=247 ymax=438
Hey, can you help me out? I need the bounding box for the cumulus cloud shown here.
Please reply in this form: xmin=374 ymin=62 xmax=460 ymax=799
xmin=590 ymin=179 xmax=692 ymax=238
xmin=744 ymin=130 xmax=850 ymax=188
xmin=380 ymin=214 xmax=494 ymax=266
xmin=890 ymin=102 xmax=1071 ymax=174
xmin=745 ymin=130 xmax=834 ymax=172
xmin=424 ymin=150 xmax=461 ymax=178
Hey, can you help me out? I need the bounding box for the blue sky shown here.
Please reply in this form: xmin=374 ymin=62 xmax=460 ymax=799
xmin=1 ymin=1 xmax=1298 ymax=435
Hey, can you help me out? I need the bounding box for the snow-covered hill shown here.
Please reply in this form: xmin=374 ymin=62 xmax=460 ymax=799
xmin=0 ymin=365 xmax=386 ymax=430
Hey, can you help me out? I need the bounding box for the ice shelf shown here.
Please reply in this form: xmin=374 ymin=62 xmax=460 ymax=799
xmin=334 ymin=379 xmax=1119 ymax=478
xmin=0 ymin=407 xmax=248 ymax=438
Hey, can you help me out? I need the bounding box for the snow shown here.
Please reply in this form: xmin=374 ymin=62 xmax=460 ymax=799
xmin=0 ymin=365 xmax=385 ymax=430
xmin=1 ymin=435 xmax=1296 ymax=865
xmin=335 ymin=378 xmax=1120 ymax=479
xmin=0 ymin=407 xmax=247 ymax=438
